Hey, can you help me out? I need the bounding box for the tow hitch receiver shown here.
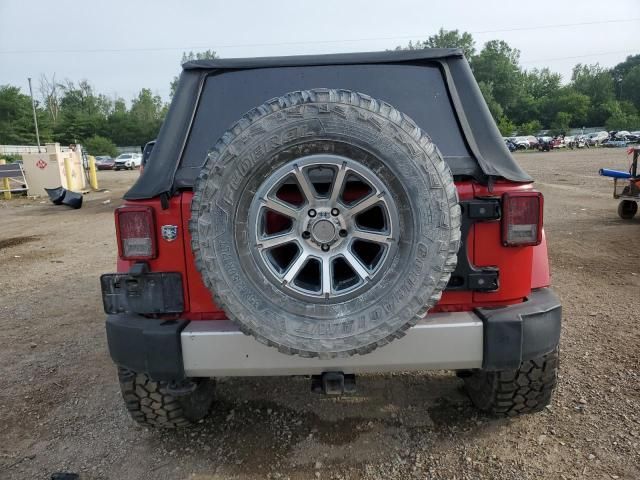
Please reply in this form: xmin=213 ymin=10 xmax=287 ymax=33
xmin=311 ymin=372 xmax=356 ymax=395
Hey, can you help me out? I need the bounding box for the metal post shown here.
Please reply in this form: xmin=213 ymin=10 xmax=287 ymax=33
xmin=0 ymin=159 xmax=11 ymax=200
xmin=88 ymin=155 xmax=99 ymax=190
xmin=27 ymin=78 xmax=41 ymax=153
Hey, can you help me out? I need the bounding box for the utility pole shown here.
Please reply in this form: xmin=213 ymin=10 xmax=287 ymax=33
xmin=27 ymin=77 xmax=41 ymax=153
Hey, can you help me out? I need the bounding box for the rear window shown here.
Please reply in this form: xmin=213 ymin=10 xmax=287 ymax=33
xmin=118 ymin=154 xmax=132 ymax=159
xmin=175 ymin=64 xmax=478 ymax=186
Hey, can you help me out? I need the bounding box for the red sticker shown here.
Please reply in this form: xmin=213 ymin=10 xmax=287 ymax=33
xmin=36 ymin=159 xmax=47 ymax=169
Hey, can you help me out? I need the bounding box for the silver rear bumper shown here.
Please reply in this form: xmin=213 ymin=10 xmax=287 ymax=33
xmin=181 ymin=312 xmax=483 ymax=377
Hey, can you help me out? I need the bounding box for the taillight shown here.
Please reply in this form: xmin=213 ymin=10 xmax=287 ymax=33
xmin=502 ymin=192 xmax=543 ymax=246
xmin=115 ymin=206 xmax=157 ymax=260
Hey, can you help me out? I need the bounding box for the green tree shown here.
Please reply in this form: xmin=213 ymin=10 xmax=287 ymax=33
xmin=0 ymin=85 xmax=36 ymax=144
xmin=523 ymin=68 xmax=562 ymax=99
xmin=130 ymin=89 xmax=164 ymax=123
xmin=571 ymin=64 xmax=615 ymax=125
xmin=477 ymin=81 xmax=503 ymax=120
xmin=104 ymin=97 xmax=137 ymax=146
xmin=497 ymin=116 xmax=516 ymax=136
xmin=553 ymin=87 xmax=591 ymax=126
xmin=605 ymin=110 xmax=640 ymax=130
xmin=396 ymin=28 xmax=476 ymax=59
xmin=128 ymin=88 xmax=166 ymax=145
xmin=620 ymin=65 xmax=640 ymax=110
xmin=604 ymin=100 xmax=640 ymax=130
xmin=473 ymin=40 xmax=523 ymax=114
xmin=509 ymin=93 xmax=538 ymax=126
xmin=53 ymin=80 xmax=110 ymax=144
xmin=611 ymin=54 xmax=640 ymax=98
xmin=517 ymin=120 xmax=542 ymax=135
xmin=0 ymin=85 xmax=51 ymax=144
xmin=84 ymin=134 xmax=118 ymax=157
xmin=550 ymin=112 xmax=571 ymax=135
xmin=571 ymin=64 xmax=615 ymax=104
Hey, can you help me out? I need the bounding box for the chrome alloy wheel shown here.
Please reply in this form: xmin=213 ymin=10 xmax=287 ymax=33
xmin=248 ymin=154 xmax=399 ymax=301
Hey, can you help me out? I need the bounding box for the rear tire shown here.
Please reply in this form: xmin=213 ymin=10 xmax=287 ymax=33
xmin=463 ymin=349 xmax=558 ymax=417
xmin=618 ymin=200 xmax=638 ymax=220
xmin=117 ymin=368 xmax=216 ymax=428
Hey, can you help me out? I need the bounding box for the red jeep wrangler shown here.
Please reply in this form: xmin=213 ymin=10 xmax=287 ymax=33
xmin=102 ymin=49 xmax=561 ymax=428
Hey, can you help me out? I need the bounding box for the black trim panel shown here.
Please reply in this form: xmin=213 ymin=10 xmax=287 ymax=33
xmin=476 ymin=288 xmax=562 ymax=371
xmin=106 ymin=314 xmax=188 ymax=381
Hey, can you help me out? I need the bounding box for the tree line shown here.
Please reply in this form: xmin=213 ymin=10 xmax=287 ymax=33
xmin=396 ymin=30 xmax=640 ymax=135
xmin=0 ymin=51 xmax=216 ymax=158
xmin=1 ymin=37 xmax=639 ymax=157
xmin=0 ymin=77 xmax=168 ymax=158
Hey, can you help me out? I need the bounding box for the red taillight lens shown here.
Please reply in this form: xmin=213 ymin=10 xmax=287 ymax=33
xmin=502 ymin=192 xmax=543 ymax=246
xmin=115 ymin=206 xmax=156 ymax=260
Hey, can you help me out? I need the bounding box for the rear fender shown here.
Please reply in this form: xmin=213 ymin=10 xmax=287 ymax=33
xmin=531 ymin=230 xmax=551 ymax=289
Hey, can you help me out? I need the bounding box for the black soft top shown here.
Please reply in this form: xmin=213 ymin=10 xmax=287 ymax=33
xmin=126 ymin=49 xmax=531 ymax=200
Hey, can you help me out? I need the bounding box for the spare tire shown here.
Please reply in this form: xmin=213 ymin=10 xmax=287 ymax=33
xmin=190 ymin=89 xmax=460 ymax=358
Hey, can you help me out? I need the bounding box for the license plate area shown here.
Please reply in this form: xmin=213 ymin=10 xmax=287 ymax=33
xmin=101 ymin=272 xmax=184 ymax=315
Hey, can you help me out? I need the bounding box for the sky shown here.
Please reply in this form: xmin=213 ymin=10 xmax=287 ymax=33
xmin=1 ymin=0 xmax=639 ymax=103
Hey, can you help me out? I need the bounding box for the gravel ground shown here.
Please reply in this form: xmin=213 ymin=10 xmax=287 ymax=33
xmin=0 ymin=148 xmax=639 ymax=480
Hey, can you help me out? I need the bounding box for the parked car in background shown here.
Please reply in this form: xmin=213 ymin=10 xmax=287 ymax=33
xmin=510 ymin=136 xmax=536 ymax=150
xmin=587 ymin=131 xmax=609 ymax=146
xmin=95 ymin=156 xmax=115 ymax=170
xmin=537 ymin=136 xmax=552 ymax=151
xmin=564 ymin=135 xmax=588 ymax=149
xmin=504 ymin=138 xmax=517 ymax=152
xmin=623 ymin=133 xmax=639 ymax=143
xmin=550 ymin=137 xmax=566 ymax=149
xmin=524 ymin=135 xmax=539 ymax=149
xmin=113 ymin=153 xmax=142 ymax=171
xmin=604 ymin=137 xmax=631 ymax=148
xmin=140 ymin=140 xmax=156 ymax=172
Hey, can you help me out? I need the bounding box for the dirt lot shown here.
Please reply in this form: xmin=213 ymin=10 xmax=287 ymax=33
xmin=1 ymin=148 xmax=639 ymax=480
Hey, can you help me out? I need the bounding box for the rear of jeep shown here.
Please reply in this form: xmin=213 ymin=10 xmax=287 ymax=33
xmin=101 ymin=49 xmax=561 ymax=428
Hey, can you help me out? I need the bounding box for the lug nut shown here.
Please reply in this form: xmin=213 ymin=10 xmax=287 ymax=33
xmin=308 ymin=209 xmax=317 ymax=217
xmin=339 ymin=229 xmax=348 ymax=237
xmin=302 ymin=231 xmax=311 ymax=239
xmin=331 ymin=208 xmax=340 ymax=216
xmin=321 ymin=244 xmax=330 ymax=252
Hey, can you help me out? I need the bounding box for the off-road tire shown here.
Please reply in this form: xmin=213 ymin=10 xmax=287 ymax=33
xmin=190 ymin=88 xmax=461 ymax=358
xmin=463 ymin=349 xmax=559 ymax=417
xmin=117 ymin=368 xmax=216 ymax=428
xmin=618 ymin=200 xmax=638 ymax=220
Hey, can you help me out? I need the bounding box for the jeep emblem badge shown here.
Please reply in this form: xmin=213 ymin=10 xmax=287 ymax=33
xmin=161 ymin=225 xmax=178 ymax=242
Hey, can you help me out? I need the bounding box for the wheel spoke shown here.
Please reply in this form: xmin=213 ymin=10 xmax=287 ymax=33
xmin=282 ymin=252 xmax=309 ymax=284
xmin=257 ymin=232 xmax=297 ymax=250
xmin=321 ymin=257 xmax=332 ymax=298
xmin=352 ymin=229 xmax=393 ymax=244
xmin=345 ymin=193 xmax=383 ymax=218
xmin=343 ymin=250 xmax=370 ymax=280
xmin=261 ymin=198 xmax=298 ymax=218
xmin=329 ymin=162 xmax=348 ymax=204
xmin=293 ymin=165 xmax=315 ymax=203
